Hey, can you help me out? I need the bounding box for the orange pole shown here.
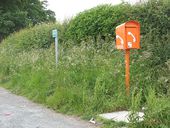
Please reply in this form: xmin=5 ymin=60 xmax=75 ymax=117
xmin=125 ymin=49 xmax=130 ymax=96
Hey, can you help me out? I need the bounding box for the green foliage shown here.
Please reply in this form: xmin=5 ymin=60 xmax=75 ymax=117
xmin=0 ymin=9 xmax=27 ymax=41
xmin=65 ymin=0 xmax=170 ymax=43
xmin=0 ymin=42 xmax=129 ymax=116
xmin=143 ymin=89 xmax=170 ymax=128
xmin=139 ymin=30 xmax=170 ymax=95
xmin=0 ymin=0 xmax=170 ymax=128
xmin=1 ymin=23 xmax=62 ymax=51
xmin=65 ymin=3 xmax=132 ymax=43
xmin=132 ymin=0 xmax=170 ymax=35
xmin=129 ymin=89 xmax=170 ymax=128
xmin=129 ymin=0 xmax=170 ymax=96
xmin=0 ymin=0 xmax=56 ymax=41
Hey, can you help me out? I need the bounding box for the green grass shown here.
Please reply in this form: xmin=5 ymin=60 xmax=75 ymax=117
xmin=0 ymin=20 xmax=169 ymax=128
xmin=0 ymin=42 xmax=129 ymax=113
xmin=1 ymin=41 xmax=169 ymax=127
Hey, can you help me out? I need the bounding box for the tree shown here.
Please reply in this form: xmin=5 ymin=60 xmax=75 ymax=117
xmin=0 ymin=0 xmax=56 ymax=41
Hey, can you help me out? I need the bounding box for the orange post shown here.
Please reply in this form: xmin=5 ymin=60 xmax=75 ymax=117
xmin=125 ymin=49 xmax=130 ymax=95
xmin=116 ymin=21 xmax=140 ymax=95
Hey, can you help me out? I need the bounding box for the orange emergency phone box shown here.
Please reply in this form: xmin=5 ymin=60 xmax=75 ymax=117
xmin=116 ymin=21 xmax=140 ymax=50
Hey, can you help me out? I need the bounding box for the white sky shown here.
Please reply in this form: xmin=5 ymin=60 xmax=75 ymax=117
xmin=46 ymin=0 xmax=140 ymax=22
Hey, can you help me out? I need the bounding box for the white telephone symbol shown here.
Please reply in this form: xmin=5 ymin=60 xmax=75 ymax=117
xmin=127 ymin=32 xmax=136 ymax=48
xmin=116 ymin=35 xmax=124 ymax=45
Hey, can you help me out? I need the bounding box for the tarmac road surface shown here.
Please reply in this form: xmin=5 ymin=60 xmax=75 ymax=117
xmin=0 ymin=87 xmax=98 ymax=128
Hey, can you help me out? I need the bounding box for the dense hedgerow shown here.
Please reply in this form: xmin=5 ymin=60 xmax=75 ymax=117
xmin=65 ymin=0 xmax=170 ymax=43
xmin=133 ymin=0 xmax=170 ymax=35
xmin=65 ymin=3 xmax=132 ymax=42
xmin=0 ymin=23 xmax=62 ymax=51
xmin=0 ymin=0 xmax=170 ymax=128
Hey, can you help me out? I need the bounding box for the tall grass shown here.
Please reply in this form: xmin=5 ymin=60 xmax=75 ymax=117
xmin=1 ymin=38 xmax=169 ymax=127
xmin=0 ymin=1 xmax=170 ymax=126
xmin=0 ymin=39 xmax=129 ymax=114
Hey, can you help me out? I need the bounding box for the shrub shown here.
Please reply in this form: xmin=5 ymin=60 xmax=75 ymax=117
xmin=65 ymin=3 xmax=132 ymax=43
xmin=131 ymin=0 xmax=170 ymax=35
xmin=0 ymin=1 xmax=169 ymax=127
xmin=65 ymin=0 xmax=170 ymax=43
xmin=1 ymin=23 xmax=62 ymax=51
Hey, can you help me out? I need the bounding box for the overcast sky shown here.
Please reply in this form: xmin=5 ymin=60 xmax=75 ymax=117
xmin=46 ymin=0 xmax=140 ymax=22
